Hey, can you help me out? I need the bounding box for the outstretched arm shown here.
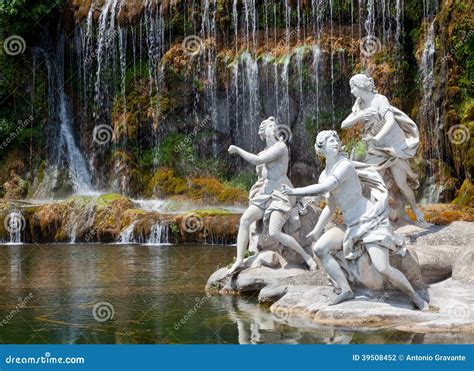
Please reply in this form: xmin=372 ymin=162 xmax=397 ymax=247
xmin=282 ymin=175 xmax=338 ymax=196
xmin=341 ymin=112 xmax=364 ymax=129
xmin=228 ymin=143 xmax=283 ymax=166
xmin=282 ymin=160 xmax=352 ymax=196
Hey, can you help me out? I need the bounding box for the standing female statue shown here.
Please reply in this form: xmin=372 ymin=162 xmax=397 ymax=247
xmin=341 ymin=74 xmax=425 ymax=223
xmin=227 ymin=117 xmax=317 ymax=275
xmin=281 ymin=130 xmax=428 ymax=310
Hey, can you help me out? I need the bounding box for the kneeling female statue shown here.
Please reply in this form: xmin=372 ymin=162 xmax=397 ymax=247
xmin=281 ymin=130 xmax=428 ymax=310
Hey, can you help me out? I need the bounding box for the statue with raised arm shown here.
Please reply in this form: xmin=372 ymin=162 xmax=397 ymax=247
xmin=281 ymin=130 xmax=428 ymax=310
xmin=227 ymin=117 xmax=317 ymax=275
xmin=341 ymin=74 xmax=426 ymax=225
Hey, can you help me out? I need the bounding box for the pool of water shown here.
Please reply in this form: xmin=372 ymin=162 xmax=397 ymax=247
xmin=0 ymin=244 xmax=466 ymax=344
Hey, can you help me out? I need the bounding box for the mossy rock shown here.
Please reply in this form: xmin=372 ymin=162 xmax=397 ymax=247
xmin=452 ymin=179 xmax=474 ymax=207
xmin=96 ymin=193 xmax=133 ymax=209
xmin=188 ymin=208 xmax=232 ymax=217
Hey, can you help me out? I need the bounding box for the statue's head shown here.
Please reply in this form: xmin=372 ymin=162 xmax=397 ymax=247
xmin=349 ymin=74 xmax=377 ymax=97
xmin=315 ymin=130 xmax=341 ymax=157
xmin=258 ymin=116 xmax=278 ymax=141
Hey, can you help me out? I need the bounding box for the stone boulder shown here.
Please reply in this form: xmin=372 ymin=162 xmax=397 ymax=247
xmin=207 ymin=221 xmax=474 ymax=334
xmin=268 ymin=278 xmax=474 ymax=333
xmin=396 ymin=222 xmax=473 ymax=283
xmin=452 ymin=247 xmax=474 ymax=283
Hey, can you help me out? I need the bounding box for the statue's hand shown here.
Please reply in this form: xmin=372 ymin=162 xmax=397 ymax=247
xmin=281 ymin=184 xmax=294 ymax=196
xmin=228 ymin=145 xmax=238 ymax=155
xmin=306 ymin=228 xmax=322 ymax=241
xmin=363 ymin=107 xmax=379 ymax=122
xmin=363 ymin=135 xmax=376 ymax=146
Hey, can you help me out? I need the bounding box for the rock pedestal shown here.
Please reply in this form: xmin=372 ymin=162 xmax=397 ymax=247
xmin=207 ymin=221 xmax=474 ymax=335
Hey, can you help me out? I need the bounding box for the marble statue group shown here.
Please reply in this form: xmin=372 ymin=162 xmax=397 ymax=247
xmin=226 ymin=74 xmax=429 ymax=311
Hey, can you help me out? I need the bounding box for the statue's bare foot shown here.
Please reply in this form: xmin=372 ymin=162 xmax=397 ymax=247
xmin=305 ymin=257 xmax=318 ymax=271
xmin=227 ymin=260 xmax=245 ymax=277
xmin=329 ymin=290 xmax=354 ymax=306
xmin=413 ymin=293 xmax=429 ymax=311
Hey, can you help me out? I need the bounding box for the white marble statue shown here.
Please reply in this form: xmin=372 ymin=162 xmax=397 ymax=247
xmin=341 ymin=74 xmax=426 ymax=224
xmin=281 ymin=130 xmax=428 ymax=310
xmin=227 ymin=117 xmax=317 ymax=275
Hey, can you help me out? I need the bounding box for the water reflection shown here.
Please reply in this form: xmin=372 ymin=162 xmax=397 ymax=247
xmin=0 ymin=244 xmax=469 ymax=344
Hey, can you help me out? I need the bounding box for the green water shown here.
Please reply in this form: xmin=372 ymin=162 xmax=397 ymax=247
xmin=0 ymin=244 xmax=461 ymax=344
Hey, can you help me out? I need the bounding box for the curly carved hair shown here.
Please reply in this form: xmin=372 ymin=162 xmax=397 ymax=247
xmin=315 ymin=130 xmax=342 ymax=155
xmin=258 ymin=116 xmax=277 ymax=136
xmin=349 ymin=74 xmax=378 ymax=93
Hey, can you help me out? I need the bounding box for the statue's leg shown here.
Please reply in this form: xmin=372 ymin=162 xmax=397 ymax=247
xmin=365 ymin=243 xmax=428 ymax=310
xmin=268 ymin=211 xmax=317 ymax=270
xmin=390 ymin=165 xmax=425 ymax=222
xmin=313 ymin=227 xmax=354 ymax=305
xmin=228 ymin=205 xmax=265 ymax=275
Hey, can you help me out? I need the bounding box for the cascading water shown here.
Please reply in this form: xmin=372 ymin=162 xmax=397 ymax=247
xmin=146 ymin=222 xmax=170 ymax=245
xmin=22 ymin=0 xmax=453 ymax=203
xmin=419 ymin=0 xmax=442 ymax=202
xmin=118 ymin=221 xmax=136 ymax=244
xmin=32 ymin=37 xmax=93 ymax=198
xmin=5 ymin=211 xmax=24 ymax=245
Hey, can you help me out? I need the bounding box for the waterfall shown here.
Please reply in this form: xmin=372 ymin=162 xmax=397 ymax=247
xmin=295 ymin=46 xmax=305 ymax=118
xmin=146 ymin=222 xmax=170 ymax=245
xmin=5 ymin=211 xmax=24 ymax=245
xmin=201 ymin=0 xmax=218 ymax=154
xmin=395 ymin=0 xmax=404 ymax=50
xmin=242 ymin=51 xmax=260 ymax=151
xmin=329 ymin=0 xmax=335 ymax=126
xmin=421 ymin=176 xmax=445 ymax=205
xmin=420 ymin=21 xmax=437 ymax=149
xmin=17 ymin=0 xmax=459 ymax=203
xmin=419 ymin=0 xmax=441 ymax=203
xmin=69 ymin=221 xmax=77 ymax=244
xmin=312 ymin=45 xmax=322 ymax=129
xmin=365 ymin=0 xmax=375 ymax=38
xmin=93 ymin=0 xmax=117 ymax=125
xmin=280 ymin=54 xmax=291 ymax=126
xmin=118 ymin=26 xmax=127 ymax=113
xmin=7 ymin=228 xmax=22 ymax=245
xmin=32 ymin=40 xmax=93 ymax=198
xmin=118 ymin=222 xmax=137 ymax=244
xmin=232 ymin=0 xmax=239 ymax=52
